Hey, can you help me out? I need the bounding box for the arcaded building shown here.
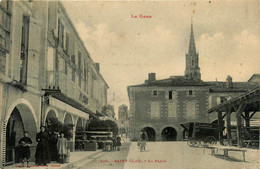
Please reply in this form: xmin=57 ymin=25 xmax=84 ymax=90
xmin=0 ymin=1 xmax=108 ymax=167
xmin=127 ymin=23 xmax=259 ymax=141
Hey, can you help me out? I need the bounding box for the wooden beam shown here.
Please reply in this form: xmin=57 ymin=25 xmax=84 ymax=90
xmin=249 ymin=111 xmax=257 ymax=119
xmin=235 ymin=104 xmax=247 ymax=117
xmin=241 ymin=114 xmax=245 ymax=119
xmin=222 ymin=113 xmax=226 ymax=119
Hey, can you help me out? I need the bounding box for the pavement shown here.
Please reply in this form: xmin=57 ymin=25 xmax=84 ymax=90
xmin=4 ymin=150 xmax=103 ymax=169
xmin=77 ymin=141 xmax=131 ymax=169
xmin=3 ymin=141 xmax=260 ymax=169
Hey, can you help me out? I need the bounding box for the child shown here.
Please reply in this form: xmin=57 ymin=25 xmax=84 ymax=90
xmin=18 ymin=131 xmax=33 ymax=168
xmin=57 ymin=132 xmax=68 ymax=164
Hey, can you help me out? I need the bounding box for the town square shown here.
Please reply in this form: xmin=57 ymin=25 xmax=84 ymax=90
xmin=0 ymin=0 xmax=259 ymax=169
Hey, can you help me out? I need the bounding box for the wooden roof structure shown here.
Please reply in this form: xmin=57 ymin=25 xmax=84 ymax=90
xmin=207 ymin=86 xmax=260 ymax=148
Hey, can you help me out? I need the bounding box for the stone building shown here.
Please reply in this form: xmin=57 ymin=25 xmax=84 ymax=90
xmin=0 ymin=1 xmax=108 ymax=167
xmin=127 ymin=23 xmax=259 ymax=141
xmin=118 ymin=104 xmax=130 ymax=137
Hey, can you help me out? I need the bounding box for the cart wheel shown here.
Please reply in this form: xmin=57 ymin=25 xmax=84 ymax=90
xmin=187 ymin=140 xmax=194 ymax=147
xmin=187 ymin=139 xmax=200 ymax=147
xmin=203 ymin=136 xmax=216 ymax=146
xmin=193 ymin=139 xmax=200 ymax=147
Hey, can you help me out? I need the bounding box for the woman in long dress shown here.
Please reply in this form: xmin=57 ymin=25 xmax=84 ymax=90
xmin=57 ymin=132 xmax=68 ymax=164
xmin=35 ymin=126 xmax=49 ymax=166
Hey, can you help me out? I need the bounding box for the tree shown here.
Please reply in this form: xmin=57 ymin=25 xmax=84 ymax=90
xmin=47 ymin=117 xmax=74 ymax=140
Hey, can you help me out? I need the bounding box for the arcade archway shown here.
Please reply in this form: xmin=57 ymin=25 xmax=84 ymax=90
xmin=45 ymin=110 xmax=57 ymax=126
xmin=142 ymin=127 xmax=156 ymax=141
xmin=5 ymin=103 xmax=37 ymax=165
xmin=76 ymin=118 xmax=83 ymax=130
xmin=161 ymin=127 xmax=177 ymax=141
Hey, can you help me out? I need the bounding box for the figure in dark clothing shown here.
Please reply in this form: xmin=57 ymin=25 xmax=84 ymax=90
xmin=139 ymin=130 xmax=148 ymax=151
xmin=18 ymin=131 xmax=32 ymax=168
xmin=49 ymin=131 xmax=59 ymax=161
xmin=116 ymin=136 xmax=121 ymax=151
xmin=35 ymin=126 xmax=49 ymax=166
xmin=112 ymin=137 xmax=117 ymax=151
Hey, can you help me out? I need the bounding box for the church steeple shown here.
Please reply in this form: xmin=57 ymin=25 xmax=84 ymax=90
xmin=188 ymin=22 xmax=196 ymax=54
xmin=185 ymin=21 xmax=201 ymax=80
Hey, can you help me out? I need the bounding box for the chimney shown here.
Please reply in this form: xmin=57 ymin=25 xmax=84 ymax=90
xmin=226 ymin=75 xmax=233 ymax=88
xmin=148 ymin=73 xmax=156 ymax=82
xmin=95 ymin=63 xmax=100 ymax=72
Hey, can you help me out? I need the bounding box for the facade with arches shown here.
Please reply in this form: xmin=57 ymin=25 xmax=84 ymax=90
xmin=0 ymin=1 xmax=108 ymax=167
xmin=127 ymin=23 xmax=259 ymax=141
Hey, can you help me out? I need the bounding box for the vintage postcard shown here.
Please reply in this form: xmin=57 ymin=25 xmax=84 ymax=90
xmin=0 ymin=0 xmax=259 ymax=169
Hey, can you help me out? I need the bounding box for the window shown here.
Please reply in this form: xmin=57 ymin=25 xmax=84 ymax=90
xmin=188 ymin=90 xmax=193 ymax=96
xmin=216 ymin=97 xmax=221 ymax=104
xmin=186 ymin=101 xmax=196 ymax=118
xmin=78 ymin=52 xmax=81 ymax=88
xmin=65 ymin=32 xmax=69 ymax=53
xmin=169 ymin=91 xmax=173 ymax=100
xmin=71 ymin=55 xmax=75 ymax=65
xmin=220 ymin=96 xmax=227 ymax=103
xmin=72 ymin=68 xmax=75 ymax=82
xmin=151 ymin=102 xmax=160 ymax=118
xmin=168 ymin=102 xmax=177 ymax=118
xmin=65 ymin=62 xmax=67 ymax=75
xmin=153 ymin=90 xmax=158 ymax=96
xmin=84 ymin=59 xmax=87 ymax=92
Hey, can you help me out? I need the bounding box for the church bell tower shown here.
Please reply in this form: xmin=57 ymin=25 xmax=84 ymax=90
xmin=185 ymin=22 xmax=201 ymax=80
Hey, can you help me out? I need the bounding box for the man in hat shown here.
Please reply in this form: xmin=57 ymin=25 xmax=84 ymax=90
xmin=139 ymin=129 xmax=148 ymax=151
xmin=35 ymin=126 xmax=49 ymax=166
xmin=18 ymin=131 xmax=32 ymax=167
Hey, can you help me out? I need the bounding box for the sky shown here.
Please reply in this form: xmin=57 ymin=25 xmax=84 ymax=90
xmin=63 ymin=1 xmax=260 ymax=118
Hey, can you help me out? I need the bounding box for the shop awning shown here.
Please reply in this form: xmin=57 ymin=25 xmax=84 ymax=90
xmin=43 ymin=89 xmax=99 ymax=120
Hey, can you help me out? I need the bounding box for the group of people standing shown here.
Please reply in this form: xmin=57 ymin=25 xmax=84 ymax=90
xmin=112 ymin=135 xmax=121 ymax=151
xmin=18 ymin=126 xmax=69 ymax=167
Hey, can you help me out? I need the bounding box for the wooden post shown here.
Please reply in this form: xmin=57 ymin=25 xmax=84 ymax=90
xmin=236 ymin=110 xmax=243 ymax=147
xmin=218 ymin=111 xmax=224 ymax=145
xmin=235 ymin=103 xmax=246 ymax=148
xmin=244 ymin=111 xmax=250 ymax=132
xmin=226 ymin=108 xmax=232 ymax=146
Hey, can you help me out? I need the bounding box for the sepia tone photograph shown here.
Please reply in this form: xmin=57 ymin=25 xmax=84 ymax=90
xmin=0 ymin=0 xmax=259 ymax=169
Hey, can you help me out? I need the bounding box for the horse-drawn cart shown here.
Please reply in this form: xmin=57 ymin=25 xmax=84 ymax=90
xmin=181 ymin=122 xmax=222 ymax=147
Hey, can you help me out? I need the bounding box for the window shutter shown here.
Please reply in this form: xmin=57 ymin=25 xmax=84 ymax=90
xmin=165 ymin=91 xmax=169 ymax=99
xmin=58 ymin=19 xmax=62 ymax=42
xmin=27 ymin=17 xmax=40 ymax=86
xmin=66 ymin=32 xmax=69 ymax=53
xmin=68 ymin=34 xmax=75 ymax=55
xmin=63 ymin=29 xmax=67 ymax=50
xmin=48 ymin=1 xmax=57 ymax=31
